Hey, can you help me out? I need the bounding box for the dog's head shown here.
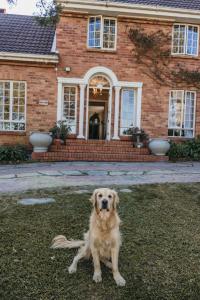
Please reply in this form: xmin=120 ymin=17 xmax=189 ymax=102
xmin=90 ymin=188 xmax=119 ymax=215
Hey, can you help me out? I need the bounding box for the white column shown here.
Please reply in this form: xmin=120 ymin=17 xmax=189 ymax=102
xmin=57 ymin=81 xmax=63 ymax=121
xmin=78 ymin=83 xmax=86 ymax=139
xmin=112 ymin=86 xmax=121 ymax=140
xmin=136 ymin=86 xmax=142 ymax=128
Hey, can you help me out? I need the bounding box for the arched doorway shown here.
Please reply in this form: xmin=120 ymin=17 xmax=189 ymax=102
xmin=87 ymin=75 xmax=111 ymax=140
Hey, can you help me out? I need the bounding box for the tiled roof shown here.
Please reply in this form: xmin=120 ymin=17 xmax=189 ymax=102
xmin=0 ymin=14 xmax=55 ymax=55
xmin=98 ymin=0 xmax=200 ymax=11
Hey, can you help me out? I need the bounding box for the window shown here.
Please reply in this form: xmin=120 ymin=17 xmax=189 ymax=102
xmin=0 ymin=81 xmax=26 ymax=131
xmin=88 ymin=16 xmax=116 ymax=50
xmin=172 ymin=24 xmax=199 ymax=56
xmin=168 ymin=90 xmax=196 ymax=138
xmin=120 ymin=89 xmax=135 ymax=135
xmin=63 ymin=86 xmax=77 ymax=134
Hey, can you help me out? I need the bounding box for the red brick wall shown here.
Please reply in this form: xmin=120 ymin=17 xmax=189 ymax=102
xmin=0 ymin=63 xmax=57 ymax=145
xmin=0 ymin=13 xmax=200 ymax=147
xmin=56 ymin=13 xmax=200 ymax=139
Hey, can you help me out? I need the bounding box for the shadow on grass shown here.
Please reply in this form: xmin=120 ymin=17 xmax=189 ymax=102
xmin=1 ymin=184 xmax=200 ymax=299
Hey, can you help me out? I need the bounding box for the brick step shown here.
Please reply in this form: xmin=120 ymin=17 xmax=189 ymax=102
xmin=50 ymin=145 xmax=149 ymax=154
xmin=65 ymin=139 xmax=133 ymax=146
xmin=32 ymin=151 xmax=168 ymax=162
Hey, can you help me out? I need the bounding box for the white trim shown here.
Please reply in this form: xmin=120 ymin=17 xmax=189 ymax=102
xmin=136 ymin=86 xmax=142 ymax=128
xmin=119 ymin=81 xmax=143 ymax=88
xmin=78 ymin=84 xmax=86 ymax=138
xmin=85 ymin=85 xmax=90 ymax=139
xmin=57 ymin=66 xmax=143 ymax=140
xmin=57 ymin=82 xmax=63 ymax=121
xmin=51 ymin=33 xmax=57 ymax=53
xmin=107 ymin=87 xmax=112 ymax=140
xmin=83 ymin=66 xmax=119 ymax=85
xmin=58 ymin=0 xmax=200 ymax=23
xmin=113 ymin=86 xmax=121 ymax=140
xmin=193 ymin=91 xmax=197 ymax=138
xmin=171 ymin=24 xmax=199 ymax=57
xmin=0 ymin=52 xmax=59 ymax=64
xmin=57 ymin=74 xmax=143 ymax=89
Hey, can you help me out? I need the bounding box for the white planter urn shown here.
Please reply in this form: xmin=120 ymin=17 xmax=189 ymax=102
xmin=29 ymin=132 xmax=52 ymax=153
xmin=148 ymin=138 xmax=170 ymax=156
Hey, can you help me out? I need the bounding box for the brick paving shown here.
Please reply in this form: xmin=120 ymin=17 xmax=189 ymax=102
xmin=0 ymin=161 xmax=199 ymax=193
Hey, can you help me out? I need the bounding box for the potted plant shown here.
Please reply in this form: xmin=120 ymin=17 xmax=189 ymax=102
xmin=50 ymin=120 xmax=71 ymax=145
xmin=148 ymin=138 xmax=170 ymax=156
xmin=125 ymin=127 xmax=149 ymax=148
xmin=29 ymin=131 xmax=53 ymax=153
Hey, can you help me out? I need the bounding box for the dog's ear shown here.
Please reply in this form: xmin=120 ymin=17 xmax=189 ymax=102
xmin=112 ymin=190 xmax=119 ymax=209
xmin=90 ymin=189 xmax=99 ymax=207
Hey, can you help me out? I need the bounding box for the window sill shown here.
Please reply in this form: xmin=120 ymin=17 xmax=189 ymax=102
xmin=87 ymin=48 xmax=117 ymax=54
xmin=0 ymin=131 xmax=26 ymax=136
xmin=168 ymin=136 xmax=194 ymax=141
xmin=171 ymin=54 xmax=199 ymax=59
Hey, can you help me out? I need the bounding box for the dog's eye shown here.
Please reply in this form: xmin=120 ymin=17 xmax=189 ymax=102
xmin=99 ymin=194 xmax=103 ymax=198
xmin=108 ymin=195 xmax=112 ymax=199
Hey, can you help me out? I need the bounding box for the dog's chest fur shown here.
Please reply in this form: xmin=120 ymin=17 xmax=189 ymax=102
xmin=90 ymin=212 xmax=120 ymax=259
xmin=94 ymin=232 xmax=115 ymax=258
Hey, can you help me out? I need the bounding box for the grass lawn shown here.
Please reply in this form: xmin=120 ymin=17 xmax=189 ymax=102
xmin=1 ymin=184 xmax=200 ymax=300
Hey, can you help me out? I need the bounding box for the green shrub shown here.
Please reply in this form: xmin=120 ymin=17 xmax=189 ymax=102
xmin=168 ymin=137 xmax=200 ymax=161
xmin=50 ymin=120 xmax=71 ymax=141
xmin=0 ymin=145 xmax=29 ymax=163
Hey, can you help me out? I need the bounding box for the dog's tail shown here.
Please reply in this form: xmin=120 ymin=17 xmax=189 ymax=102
xmin=51 ymin=235 xmax=85 ymax=249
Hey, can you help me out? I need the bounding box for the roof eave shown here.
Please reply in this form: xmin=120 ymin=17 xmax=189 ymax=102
xmin=58 ymin=0 xmax=200 ymax=22
xmin=0 ymin=52 xmax=59 ymax=64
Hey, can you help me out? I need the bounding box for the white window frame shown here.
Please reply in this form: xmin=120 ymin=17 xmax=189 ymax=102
xmin=0 ymin=80 xmax=27 ymax=132
xmin=120 ymin=88 xmax=137 ymax=136
xmin=87 ymin=16 xmax=117 ymax=51
xmin=168 ymin=90 xmax=196 ymax=138
xmin=62 ymin=85 xmax=77 ymax=134
xmin=172 ymin=24 xmax=199 ymax=57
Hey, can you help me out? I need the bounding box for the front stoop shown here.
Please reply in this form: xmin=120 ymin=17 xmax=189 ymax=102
xmin=31 ymin=140 xmax=169 ymax=162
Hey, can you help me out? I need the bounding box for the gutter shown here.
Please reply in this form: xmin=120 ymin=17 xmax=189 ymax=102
xmin=58 ymin=0 xmax=200 ymax=22
xmin=0 ymin=52 xmax=59 ymax=64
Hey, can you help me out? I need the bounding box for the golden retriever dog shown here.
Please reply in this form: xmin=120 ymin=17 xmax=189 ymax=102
xmin=51 ymin=188 xmax=126 ymax=286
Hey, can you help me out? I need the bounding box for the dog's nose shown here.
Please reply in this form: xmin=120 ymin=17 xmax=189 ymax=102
xmin=102 ymin=199 xmax=108 ymax=209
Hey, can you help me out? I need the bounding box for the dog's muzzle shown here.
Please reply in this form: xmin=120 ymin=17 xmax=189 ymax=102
xmin=101 ymin=199 xmax=108 ymax=210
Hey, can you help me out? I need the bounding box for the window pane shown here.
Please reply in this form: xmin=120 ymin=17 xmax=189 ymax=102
xmin=187 ymin=26 xmax=198 ymax=55
xmin=63 ymin=87 xmax=76 ymax=134
xmin=88 ymin=17 xmax=101 ymax=48
xmin=0 ymin=81 xmax=26 ymax=131
xmin=168 ymin=91 xmax=183 ymax=129
xmin=173 ymin=25 xmax=186 ymax=54
xmin=184 ymin=92 xmax=195 ymax=132
xmin=120 ymin=89 xmax=135 ymax=135
xmin=103 ymin=19 xmax=116 ymax=49
xmin=168 ymin=90 xmax=195 ymax=137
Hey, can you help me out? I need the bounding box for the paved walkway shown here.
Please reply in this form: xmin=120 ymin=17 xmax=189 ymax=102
xmin=0 ymin=161 xmax=200 ymax=193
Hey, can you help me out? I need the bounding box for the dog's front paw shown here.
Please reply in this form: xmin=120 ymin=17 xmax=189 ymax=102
xmin=114 ymin=273 xmax=126 ymax=286
xmin=93 ymin=272 xmax=102 ymax=283
xmin=68 ymin=264 xmax=77 ymax=274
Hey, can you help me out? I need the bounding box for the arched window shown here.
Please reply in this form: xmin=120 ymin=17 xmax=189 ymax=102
xmin=89 ymin=75 xmax=110 ymax=96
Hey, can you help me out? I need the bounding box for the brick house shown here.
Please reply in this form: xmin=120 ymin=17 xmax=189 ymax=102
xmin=0 ymin=0 xmax=200 ymax=161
